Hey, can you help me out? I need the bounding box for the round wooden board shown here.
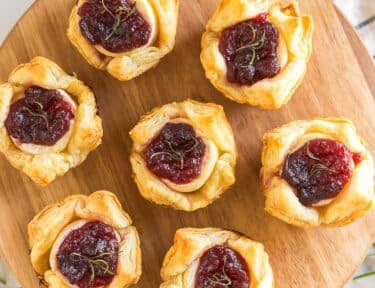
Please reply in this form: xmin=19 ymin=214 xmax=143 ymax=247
xmin=0 ymin=0 xmax=374 ymax=287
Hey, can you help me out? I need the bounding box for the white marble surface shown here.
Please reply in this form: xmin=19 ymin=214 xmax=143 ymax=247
xmin=0 ymin=0 xmax=374 ymax=287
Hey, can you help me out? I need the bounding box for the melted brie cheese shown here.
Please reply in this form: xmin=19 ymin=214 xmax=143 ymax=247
xmin=277 ymin=35 xmax=288 ymax=70
xmin=11 ymin=89 xmax=76 ymax=155
xmin=94 ymin=0 xmax=158 ymax=57
xmin=155 ymin=118 xmax=219 ymax=193
xmin=49 ymin=219 xmax=121 ymax=288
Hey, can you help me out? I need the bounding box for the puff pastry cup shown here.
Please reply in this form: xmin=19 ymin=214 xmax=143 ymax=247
xmin=28 ymin=190 xmax=142 ymax=288
xmin=67 ymin=0 xmax=179 ymax=81
xmin=0 ymin=57 xmax=102 ymax=186
xmin=260 ymin=118 xmax=374 ymax=228
xmin=129 ymin=99 xmax=237 ymax=211
xmin=160 ymin=228 xmax=274 ymax=288
xmin=200 ymin=0 xmax=313 ymax=109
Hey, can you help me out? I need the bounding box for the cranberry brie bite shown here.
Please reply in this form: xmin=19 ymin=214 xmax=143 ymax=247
xmin=201 ymin=0 xmax=313 ymax=109
xmin=0 ymin=57 xmax=102 ymax=185
xmin=67 ymin=0 xmax=179 ymax=81
xmin=261 ymin=118 xmax=374 ymax=227
xmin=160 ymin=228 xmax=274 ymax=288
xmin=129 ymin=100 xmax=237 ymax=211
xmin=28 ymin=191 xmax=141 ymax=288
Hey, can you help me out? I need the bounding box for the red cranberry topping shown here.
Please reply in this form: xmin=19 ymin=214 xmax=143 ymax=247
xmin=144 ymin=122 xmax=206 ymax=184
xmin=5 ymin=86 xmax=75 ymax=146
xmin=282 ymin=139 xmax=359 ymax=206
xmin=78 ymin=0 xmax=152 ymax=53
xmin=56 ymin=221 xmax=119 ymax=288
xmin=195 ymin=245 xmax=250 ymax=288
xmin=219 ymin=13 xmax=280 ymax=85
xmin=352 ymin=152 xmax=361 ymax=165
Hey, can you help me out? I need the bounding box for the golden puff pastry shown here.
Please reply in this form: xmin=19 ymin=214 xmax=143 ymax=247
xmin=67 ymin=0 xmax=179 ymax=81
xmin=28 ymin=190 xmax=142 ymax=288
xmin=129 ymin=99 xmax=237 ymax=211
xmin=0 ymin=57 xmax=102 ymax=186
xmin=201 ymin=0 xmax=313 ymax=109
xmin=160 ymin=227 xmax=274 ymax=288
xmin=260 ymin=118 xmax=374 ymax=228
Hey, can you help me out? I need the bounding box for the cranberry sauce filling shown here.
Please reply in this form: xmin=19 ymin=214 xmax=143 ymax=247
xmin=78 ymin=0 xmax=152 ymax=53
xmin=195 ymin=245 xmax=250 ymax=288
xmin=5 ymin=86 xmax=75 ymax=146
xmin=144 ymin=122 xmax=206 ymax=184
xmin=56 ymin=221 xmax=119 ymax=288
xmin=219 ymin=13 xmax=280 ymax=85
xmin=282 ymin=139 xmax=360 ymax=206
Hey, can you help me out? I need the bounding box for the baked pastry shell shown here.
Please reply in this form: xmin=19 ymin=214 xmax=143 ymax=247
xmin=129 ymin=99 xmax=237 ymax=211
xmin=67 ymin=0 xmax=179 ymax=81
xmin=28 ymin=190 xmax=142 ymax=288
xmin=0 ymin=57 xmax=103 ymax=186
xmin=200 ymin=0 xmax=313 ymax=109
xmin=160 ymin=227 xmax=274 ymax=288
xmin=260 ymin=118 xmax=375 ymax=228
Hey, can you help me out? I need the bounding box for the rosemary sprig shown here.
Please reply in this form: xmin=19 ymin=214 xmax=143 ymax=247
xmin=71 ymin=252 xmax=115 ymax=286
xmin=236 ymin=25 xmax=266 ymax=68
xmin=21 ymin=101 xmax=49 ymax=128
xmin=308 ymin=163 xmax=337 ymax=180
xmin=207 ymin=256 xmax=232 ymax=287
xmin=305 ymin=142 xmax=337 ymax=179
xmin=236 ymin=30 xmax=266 ymax=52
xmin=207 ymin=272 xmax=232 ymax=287
xmin=150 ymin=137 xmax=199 ymax=170
xmin=101 ymin=0 xmax=136 ymax=40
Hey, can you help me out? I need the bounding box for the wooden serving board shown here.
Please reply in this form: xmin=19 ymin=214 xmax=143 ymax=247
xmin=0 ymin=0 xmax=374 ymax=287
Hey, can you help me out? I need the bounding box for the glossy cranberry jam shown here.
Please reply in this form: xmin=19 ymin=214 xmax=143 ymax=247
xmin=195 ymin=245 xmax=250 ymax=288
xmin=5 ymin=86 xmax=75 ymax=146
xmin=56 ymin=221 xmax=119 ymax=288
xmin=144 ymin=122 xmax=206 ymax=184
xmin=219 ymin=13 xmax=280 ymax=85
xmin=282 ymin=139 xmax=360 ymax=206
xmin=78 ymin=0 xmax=152 ymax=53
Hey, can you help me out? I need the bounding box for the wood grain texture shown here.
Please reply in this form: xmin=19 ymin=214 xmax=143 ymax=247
xmin=0 ymin=0 xmax=374 ymax=287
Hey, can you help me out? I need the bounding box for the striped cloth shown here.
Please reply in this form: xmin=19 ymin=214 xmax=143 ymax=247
xmin=0 ymin=0 xmax=374 ymax=288
xmin=335 ymin=0 xmax=375 ymax=59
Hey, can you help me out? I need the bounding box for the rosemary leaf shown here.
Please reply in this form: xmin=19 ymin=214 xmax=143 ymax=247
xmin=150 ymin=137 xmax=199 ymax=170
xmin=21 ymin=103 xmax=49 ymax=128
xmin=89 ymin=262 xmax=95 ymax=285
xmin=236 ymin=30 xmax=265 ymax=52
xmin=306 ymin=142 xmax=321 ymax=161
xmin=102 ymin=0 xmax=136 ymax=40
xmin=236 ymin=26 xmax=266 ymax=69
xmin=246 ymin=23 xmax=256 ymax=42
xmin=353 ymin=271 xmax=375 ymax=280
xmin=70 ymin=252 xmax=115 ymax=284
xmin=150 ymin=151 xmax=173 ymax=159
xmin=207 ymin=257 xmax=232 ymax=287
xmin=308 ymin=163 xmax=337 ymax=180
